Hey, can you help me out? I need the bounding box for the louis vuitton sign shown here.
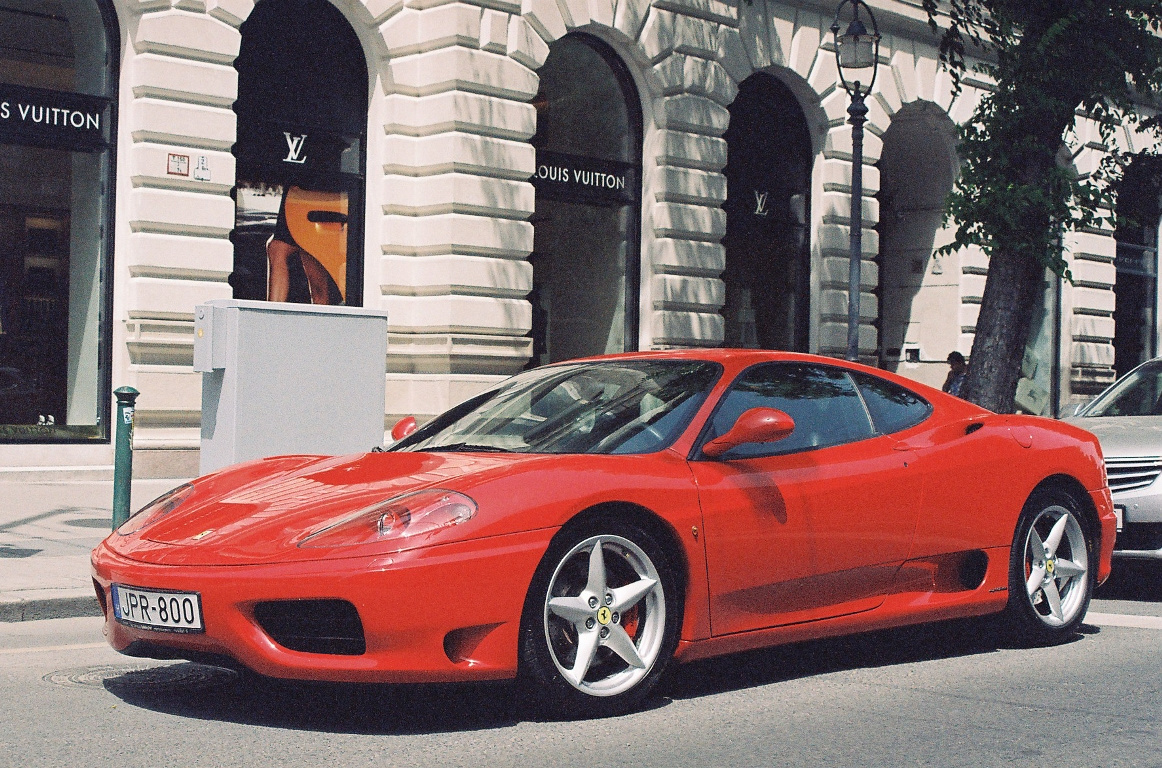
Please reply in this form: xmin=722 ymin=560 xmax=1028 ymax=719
xmin=532 ymin=151 xmax=639 ymax=206
xmin=234 ymin=117 xmax=359 ymax=181
xmin=0 ymin=83 xmax=111 ymax=151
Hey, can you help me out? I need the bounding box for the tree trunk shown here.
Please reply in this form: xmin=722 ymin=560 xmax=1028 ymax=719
xmin=962 ymin=244 xmax=1047 ymax=412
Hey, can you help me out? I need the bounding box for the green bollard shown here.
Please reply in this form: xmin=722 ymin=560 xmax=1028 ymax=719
xmin=112 ymin=387 xmax=140 ymax=531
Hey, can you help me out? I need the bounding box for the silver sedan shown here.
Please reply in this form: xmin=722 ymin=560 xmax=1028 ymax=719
xmin=1068 ymin=358 xmax=1162 ymax=559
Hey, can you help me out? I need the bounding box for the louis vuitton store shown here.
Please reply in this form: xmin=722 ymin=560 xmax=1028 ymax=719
xmin=0 ymin=0 xmax=117 ymax=447
xmin=0 ymin=0 xmax=1129 ymax=476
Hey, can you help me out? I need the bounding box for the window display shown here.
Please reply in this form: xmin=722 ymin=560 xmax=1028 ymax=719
xmin=722 ymin=73 xmax=812 ymax=352
xmin=529 ymin=34 xmax=642 ymax=366
xmin=0 ymin=0 xmax=116 ymax=441
xmin=230 ymin=0 xmax=367 ymax=306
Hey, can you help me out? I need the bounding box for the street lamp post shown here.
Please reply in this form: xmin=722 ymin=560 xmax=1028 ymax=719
xmin=831 ymin=0 xmax=880 ymax=361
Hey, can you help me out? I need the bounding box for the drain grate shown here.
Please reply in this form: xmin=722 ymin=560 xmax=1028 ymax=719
xmin=44 ymin=663 xmax=239 ymax=693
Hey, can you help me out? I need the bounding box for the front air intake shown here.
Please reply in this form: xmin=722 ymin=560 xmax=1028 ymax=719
xmin=253 ymin=599 xmax=366 ymax=655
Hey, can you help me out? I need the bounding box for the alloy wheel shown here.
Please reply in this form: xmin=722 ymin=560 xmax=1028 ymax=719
xmin=541 ymin=534 xmax=666 ymax=697
xmin=1022 ymin=504 xmax=1089 ymax=627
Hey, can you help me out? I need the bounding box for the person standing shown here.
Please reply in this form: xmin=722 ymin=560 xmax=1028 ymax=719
xmin=943 ymin=351 xmax=967 ymax=397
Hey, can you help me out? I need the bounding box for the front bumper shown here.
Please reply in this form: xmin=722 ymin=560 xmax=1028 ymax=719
xmin=91 ymin=528 xmax=551 ymax=683
xmin=1110 ymin=522 xmax=1162 ymax=560
xmin=1108 ymin=481 xmax=1162 ymax=559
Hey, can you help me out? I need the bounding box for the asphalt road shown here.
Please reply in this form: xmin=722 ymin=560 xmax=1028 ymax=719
xmin=3 ymin=563 xmax=1160 ymax=768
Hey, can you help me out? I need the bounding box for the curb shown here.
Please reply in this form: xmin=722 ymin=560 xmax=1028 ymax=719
xmin=0 ymin=594 xmax=102 ymax=622
xmin=0 ymin=466 xmax=115 ymax=483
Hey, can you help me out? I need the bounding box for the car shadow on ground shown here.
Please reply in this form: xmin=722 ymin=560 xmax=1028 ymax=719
xmin=101 ymin=614 xmax=1068 ymax=734
xmin=103 ymin=668 xmax=523 ymax=734
xmin=1095 ymin=560 xmax=1162 ymax=602
xmin=664 ymin=616 xmax=1011 ymax=702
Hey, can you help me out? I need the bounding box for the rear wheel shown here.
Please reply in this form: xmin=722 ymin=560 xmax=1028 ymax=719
xmin=1003 ymin=488 xmax=1095 ymax=645
xmin=519 ymin=517 xmax=682 ymax=718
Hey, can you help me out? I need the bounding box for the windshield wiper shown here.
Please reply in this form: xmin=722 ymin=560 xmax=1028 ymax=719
xmin=421 ymin=442 xmax=516 ymax=453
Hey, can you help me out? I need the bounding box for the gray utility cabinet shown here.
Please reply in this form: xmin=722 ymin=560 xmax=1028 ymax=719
xmin=193 ymin=299 xmax=390 ymax=475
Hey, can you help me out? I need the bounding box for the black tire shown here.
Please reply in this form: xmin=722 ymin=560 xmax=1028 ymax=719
xmin=1002 ymin=487 xmax=1096 ymax=646
xmin=518 ymin=515 xmax=683 ymax=719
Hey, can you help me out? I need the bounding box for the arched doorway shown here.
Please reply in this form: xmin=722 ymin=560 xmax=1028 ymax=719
xmin=1114 ymin=157 xmax=1162 ymax=378
xmin=0 ymin=0 xmax=118 ymax=440
xmin=230 ymin=0 xmax=368 ymax=306
xmin=528 ymin=33 xmax=643 ymax=366
xmin=876 ymin=102 xmax=958 ymax=387
xmin=722 ymin=73 xmax=812 ymax=351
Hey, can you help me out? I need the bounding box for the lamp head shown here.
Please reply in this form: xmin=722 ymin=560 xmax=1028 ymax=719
xmin=832 ymin=0 xmax=880 ymax=96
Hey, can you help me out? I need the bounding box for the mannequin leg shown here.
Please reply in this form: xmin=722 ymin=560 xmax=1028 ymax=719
xmin=266 ymin=238 xmax=297 ymax=302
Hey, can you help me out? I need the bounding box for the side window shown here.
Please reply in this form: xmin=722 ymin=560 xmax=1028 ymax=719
xmin=850 ymin=371 xmax=932 ymax=435
xmin=707 ymin=363 xmax=875 ymax=458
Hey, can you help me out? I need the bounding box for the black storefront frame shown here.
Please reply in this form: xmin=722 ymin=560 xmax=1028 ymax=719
xmin=0 ymin=0 xmax=120 ymax=444
xmin=529 ymin=31 xmax=644 ymax=360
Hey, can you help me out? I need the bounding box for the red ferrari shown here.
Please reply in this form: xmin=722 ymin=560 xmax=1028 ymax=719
xmin=92 ymin=350 xmax=1116 ymax=717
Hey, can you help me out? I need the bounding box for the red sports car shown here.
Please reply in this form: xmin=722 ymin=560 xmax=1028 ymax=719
xmin=91 ymin=350 xmax=1116 ymax=717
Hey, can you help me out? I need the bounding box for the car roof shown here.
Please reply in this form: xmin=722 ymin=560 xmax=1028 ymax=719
xmin=559 ymin=348 xmax=988 ymax=416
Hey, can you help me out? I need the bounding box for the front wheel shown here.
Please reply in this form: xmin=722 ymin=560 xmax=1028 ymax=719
xmin=518 ymin=517 xmax=682 ymax=718
xmin=1003 ymin=488 xmax=1095 ymax=645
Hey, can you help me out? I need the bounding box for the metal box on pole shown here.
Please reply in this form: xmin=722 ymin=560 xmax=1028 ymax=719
xmin=193 ymin=299 xmax=389 ymax=475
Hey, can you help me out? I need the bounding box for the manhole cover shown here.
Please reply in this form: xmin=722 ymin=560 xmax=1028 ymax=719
xmin=45 ymin=663 xmax=239 ymax=693
xmin=0 ymin=546 xmax=42 ymax=558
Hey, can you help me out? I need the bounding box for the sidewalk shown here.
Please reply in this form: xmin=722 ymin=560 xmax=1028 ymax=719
xmin=0 ymin=477 xmax=190 ymax=622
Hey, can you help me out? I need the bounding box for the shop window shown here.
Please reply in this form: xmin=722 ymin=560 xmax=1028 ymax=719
xmin=722 ymin=73 xmax=812 ymax=352
xmin=0 ymin=0 xmax=117 ymax=441
xmin=529 ymin=33 xmax=642 ymax=366
xmin=1114 ymin=159 xmax=1162 ymax=378
xmin=230 ymin=0 xmax=368 ymax=306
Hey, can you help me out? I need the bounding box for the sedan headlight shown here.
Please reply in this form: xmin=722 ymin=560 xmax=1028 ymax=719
xmin=116 ymin=483 xmax=195 ymax=536
xmin=298 ymin=489 xmax=476 ymax=549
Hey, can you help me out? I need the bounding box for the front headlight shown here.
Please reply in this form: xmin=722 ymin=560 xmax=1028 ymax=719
xmin=298 ymin=489 xmax=476 ymax=549
xmin=116 ymin=483 xmax=195 ymax=535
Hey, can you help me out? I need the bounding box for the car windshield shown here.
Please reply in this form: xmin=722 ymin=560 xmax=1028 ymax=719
xmin=1084 ymin=361 xmax=1162 ymax=417
xmin=394 ymin=360 xmax=722 ymax=454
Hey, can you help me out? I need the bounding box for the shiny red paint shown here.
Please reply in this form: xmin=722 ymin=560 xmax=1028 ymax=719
xmin=91 ymin=349 xmax=1115 ymax=684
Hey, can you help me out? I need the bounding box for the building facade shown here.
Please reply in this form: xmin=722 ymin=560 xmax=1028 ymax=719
xmin=0 ymin=0 xmax=1152 ymax=477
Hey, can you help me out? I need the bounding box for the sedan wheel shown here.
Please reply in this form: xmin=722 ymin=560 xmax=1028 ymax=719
xmin=1005 ymin=488 xmax=1094 ymax=644
xmin=520 ymin=518 xmax=681 ymax=718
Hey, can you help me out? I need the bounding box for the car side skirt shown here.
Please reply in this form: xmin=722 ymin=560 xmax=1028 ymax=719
xmin=674 ymin=545 xmax=1012 ymax=664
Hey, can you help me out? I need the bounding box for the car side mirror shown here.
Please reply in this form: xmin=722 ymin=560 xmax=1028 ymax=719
xmin=391 ymin=416 xmax=418 ymax=441
xmin=702 ymin=407 xmax=795 ymax=459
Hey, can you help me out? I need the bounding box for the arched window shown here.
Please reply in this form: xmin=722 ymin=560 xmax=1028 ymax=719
xmin=722 ymin=73 xmax=812 ymax=352
xmin=876 ymin=102 xmax=959 ymax=386
xmin=1114 ymin=158 xmax=1162 ymax=378
xmin=529 ymin=33 xmax=643 ymax=366
xmin=0 ymin=0 xmax=118 ymax=441
xmin=230 ymin=0 xmax=368 ymax=307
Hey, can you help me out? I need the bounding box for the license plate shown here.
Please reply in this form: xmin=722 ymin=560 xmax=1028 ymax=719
xmin=1114 ymin=505 xmax=1125 ymax=533
xmin=111 ymin=584 xmax=204 ymax=633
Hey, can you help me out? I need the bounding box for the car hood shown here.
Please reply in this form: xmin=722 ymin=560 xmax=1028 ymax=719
xmin=1065 ymin=415 xmax=1162 ymax=458
xmin=104 ymin=451 xmax=553 ymax=566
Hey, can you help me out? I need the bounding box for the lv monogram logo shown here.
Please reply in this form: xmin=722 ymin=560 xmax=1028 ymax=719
xmin=283 ymin=132 xmax=308 ymax=164
xmin=754 ymin=190 xmax=769 ymax=217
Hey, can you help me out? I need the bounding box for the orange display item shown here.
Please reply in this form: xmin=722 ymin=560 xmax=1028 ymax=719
xmin=283 ymin=187 xmax=348 ymax=301
xmin=92 ymin=349 xmax=1116 ymax=718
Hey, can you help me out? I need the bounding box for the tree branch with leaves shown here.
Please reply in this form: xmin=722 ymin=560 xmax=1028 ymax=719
xmin=922 ymin=0 xmax=1162 ymax=412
